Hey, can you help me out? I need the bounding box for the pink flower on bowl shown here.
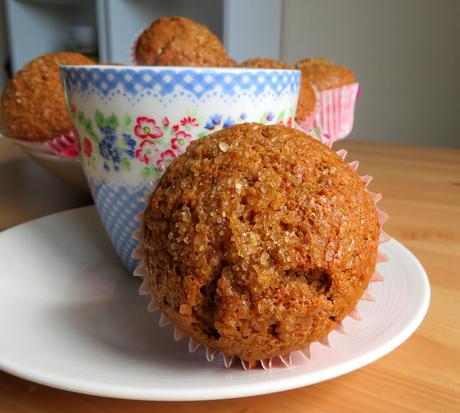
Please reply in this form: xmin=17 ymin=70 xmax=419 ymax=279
xmin=134 ymin=116 xmax=163 ymax=140
xmin=82 ymin=137 xmax=92 ymax=157
xmin=157 ymin=149 xmax=176 ymax=172
xmin=171 ymin=131 xmax=192 ymax=155
xmin=278 ymin=117 xmax=294 ymax=128
xmin=135 ymin=139 xmax=160 ymax=165
xmin=180 ymin=116 xmax=199 ymax=127
xmin=162 ymin=117 xmax=170 ymax=127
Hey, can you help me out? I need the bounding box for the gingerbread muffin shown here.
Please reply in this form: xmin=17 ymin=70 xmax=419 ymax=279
xmin=295 ymin=58 xmax=356 ymax=91
xmin=295 ymin=73 xmax=317 ymax=124
xmin=240 ymin=58 xmax=291 ymax=70
xmin=134 ymin=16 xmax=234 ymax=67
xmin=143 ymin=123 xmax=379 ymax=364
xmin=1 ymin=52 xmax=94 ymax=142
xmin=241 ymin=58 xmax=316 ymax=123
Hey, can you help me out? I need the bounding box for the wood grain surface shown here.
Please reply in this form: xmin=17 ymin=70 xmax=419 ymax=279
xmin=0 ymin=138 xmax=459 ymax=413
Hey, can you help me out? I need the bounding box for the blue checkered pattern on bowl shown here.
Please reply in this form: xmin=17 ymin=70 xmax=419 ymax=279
xmin=62 ymin=67 xmax=300 ymax=99
xmin=91 ymin=183 xmax=149 ymax=273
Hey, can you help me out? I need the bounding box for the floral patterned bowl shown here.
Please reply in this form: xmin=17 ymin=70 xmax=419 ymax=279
xmin=61 ymin=65 xmax=301 ymax=273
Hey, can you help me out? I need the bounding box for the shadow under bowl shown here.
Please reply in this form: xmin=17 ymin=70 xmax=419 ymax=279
xmin=0 ymin=133 xmax=89 ymax=194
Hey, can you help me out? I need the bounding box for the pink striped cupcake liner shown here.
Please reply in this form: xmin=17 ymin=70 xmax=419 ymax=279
xmin=294 ymin=123 xmax=332 ymax=148
xmin=131 ymin=146 xmax=390 ymax=370
xmin=43 ymin=130 xmax=80 ymax=158
xmin=297 ymin=112 xmax=316 ymax=133
xmin=1 ymin=129 xmax=80 ymax=159
xmin=313 ymin=83 xmax=360 ymax=143
xmin=293 ymin=86 xmax=330 ymax=147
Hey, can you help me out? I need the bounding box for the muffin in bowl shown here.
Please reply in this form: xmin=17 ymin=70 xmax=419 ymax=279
xmin=295 ymin=58 xmax=356 ymax=91
xmin=1 ymin=52 xmax=94 ymax=142
xmin=134 ymin=16 xmax=235 ymax=67
xmin=295 ymin=58 xmax=359 ymax=142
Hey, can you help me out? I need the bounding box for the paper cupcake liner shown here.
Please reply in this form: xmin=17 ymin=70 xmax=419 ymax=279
xmin=313 ymin=83 xmax=360 ymax=143
xmin=296 ymin=111 xmax=316 ymax=134
xmin=43 ymin=130 xmax=80 ymax=158
xmin=131 ymin=146 xmax=390 ymax=370
xmin=1 ymin=129 xmax=79 ymax=159
xmin=293 ymin=122 xmax=333 ymax=148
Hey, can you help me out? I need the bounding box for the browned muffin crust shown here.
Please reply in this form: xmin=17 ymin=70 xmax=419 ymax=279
xmin=295 ymin=58 xmax=356 ymax=91
xmin=98 ymin=61 xmax=125 ymax=66
xmin=296 ymin=75 xmax=317 ymax=122
xmin=134 ymin=16 xmax=233 ymax=67
xmin=143 ymin=123 xmax=379 ymax=362
xmin=224 ymin=58 xmax=238 ymax=67
xmin=240 ymin=58 xmax=292 ymax=70
xmin=241 ymin=58 xmax=316 ymax=122
xmin=1 ymin=52 xmax=94 ymax=142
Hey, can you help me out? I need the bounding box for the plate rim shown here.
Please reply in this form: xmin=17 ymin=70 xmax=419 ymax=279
xmin=0 ymin=206 xmax=431 ymax=401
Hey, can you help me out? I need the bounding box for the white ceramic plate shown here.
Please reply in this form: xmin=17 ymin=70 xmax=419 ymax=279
xmin=0 ymin=207 xmax=430 ymax=401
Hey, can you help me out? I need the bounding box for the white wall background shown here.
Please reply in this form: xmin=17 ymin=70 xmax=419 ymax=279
xmin=0 ymin=0 xmax=459 ymax=148
xmin=281 ymin=0 xmax=460 ymax=148
xmin=224 ymin=0 xmax=282 ymax=62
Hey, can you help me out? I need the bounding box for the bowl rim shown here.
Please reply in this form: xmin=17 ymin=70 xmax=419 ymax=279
xmin=60 ymin=64 xmax=301 ymax=74
xmin=0 ymin=131 xmax=79 ymax=162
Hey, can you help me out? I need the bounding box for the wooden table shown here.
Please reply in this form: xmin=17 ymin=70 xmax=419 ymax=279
xmin=0 ymin=139 xmax=459 ymax=412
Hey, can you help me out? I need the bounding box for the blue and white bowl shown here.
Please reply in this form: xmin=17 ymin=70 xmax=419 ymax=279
xmin=61 ymin=65 xmax=300 ymax=273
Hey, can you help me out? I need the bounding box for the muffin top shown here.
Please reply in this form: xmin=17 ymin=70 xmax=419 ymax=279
xmin=240 ymin=58 xmax=292 ymax=70
xmin=1 ymin=52 xmax=94 ymax=142
xmin=134 ymin=16 xmax=234 ymax=67
xmin=240 ymin=58 xmax=316 ymax=122
xmin=295 ymin=58 xmax=356 ymax=91
xmin=143 ymin=123 xmax=379 ymax=363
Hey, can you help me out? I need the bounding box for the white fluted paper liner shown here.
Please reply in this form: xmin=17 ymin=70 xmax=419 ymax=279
xmin=131 ymin=147 xmax=390 ymax=370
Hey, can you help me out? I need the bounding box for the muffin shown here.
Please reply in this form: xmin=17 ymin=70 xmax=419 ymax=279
xmin=134 ymin=16 xmax=234 ymax=67
xmin=240 ymin=58 xmax=316 ymax=124
xmin=295 ymin=58 xmax=356 ymax=91
xmin=240 ymin=58 xmax=291 ymax=70
xmin=143 ymin=123 xmax=379 ymax=365
xmin=99 ymin=61 xmax=125 ymax=66
xmin=295 ymin=74 xmax=317 ymax=124
xmin=1 ymin=52 xmax=94 ymax=142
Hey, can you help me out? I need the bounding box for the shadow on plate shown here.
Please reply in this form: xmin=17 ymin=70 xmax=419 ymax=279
xmin=50 ymin=257 xmax=224 ymax=369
